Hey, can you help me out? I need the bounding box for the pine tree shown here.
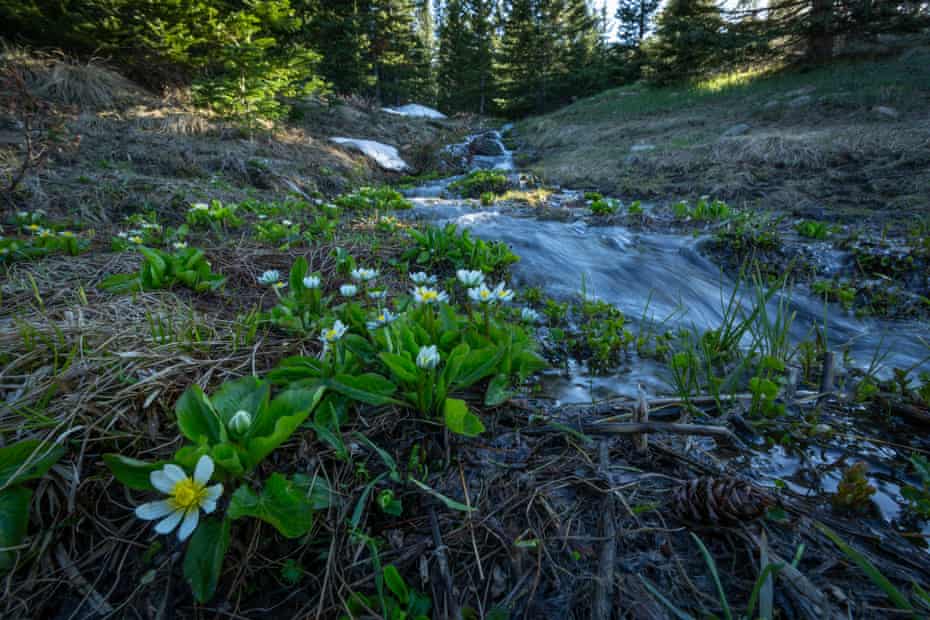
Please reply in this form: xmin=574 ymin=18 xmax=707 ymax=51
xmin=437 ymin=0 xmax=474 ymax=111
xmin=643 ymin=0 xmax=725 ymax=85
xmin=497 ymin=0 xmax=544 ymax=116
xmin=615 ymin=0 xmax=661 ymax=48
xmin=310 ymin=1 xmax=373 ymax=95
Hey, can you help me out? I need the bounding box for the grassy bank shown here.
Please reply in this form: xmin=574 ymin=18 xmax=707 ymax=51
xmin=513 ymin=48 xmax=930 ymax=222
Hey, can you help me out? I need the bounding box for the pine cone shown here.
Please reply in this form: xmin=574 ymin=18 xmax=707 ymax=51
xmin=673 ymin=476 xmax=774 ymax=525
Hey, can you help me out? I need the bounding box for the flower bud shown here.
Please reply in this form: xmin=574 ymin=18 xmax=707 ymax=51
xmin=228 ymin=410 xmax=252 ymax=436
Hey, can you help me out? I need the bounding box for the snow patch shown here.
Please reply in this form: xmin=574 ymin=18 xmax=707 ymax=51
xmin=329 ymin=137 xmax=409 ymax=172
xmin=381 ymin=104 xmax=447 ymax=119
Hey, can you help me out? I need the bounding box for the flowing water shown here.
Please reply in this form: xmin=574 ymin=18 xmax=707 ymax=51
xmin=401 ymin=130 xmax=930 ymax=532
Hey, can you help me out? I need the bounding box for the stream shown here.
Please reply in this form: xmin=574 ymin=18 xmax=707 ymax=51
xmin=400 ymin=129 xmax=930 ymax=536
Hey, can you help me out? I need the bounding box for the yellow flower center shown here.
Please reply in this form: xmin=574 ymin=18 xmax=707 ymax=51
xmin=325 ymin=329 xmax=338 ymax=340
xmin=170 ymin=478 xmax=207 ymax=511
xmin=421 ymin=291 xmax=437 ymax=301
xmin=378 ymin=313 xmax=386 ymax=321
xmin=480 ymin=290 xmax=490 ymax=299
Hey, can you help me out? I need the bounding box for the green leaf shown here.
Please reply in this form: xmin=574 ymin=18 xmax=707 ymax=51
xmin=484 ymin=374 xmax=512 ymax=407
xmin=210 ymin=444 xmax=244 ymax=476
xmin=289 ymin=256 xmax=308 ymax=291
xmin=817 ymin=523 xmax=914 ymax=612
xmin=0 ymin=440 xmax=65 ymax=489
xmin=327 ymin=374 xmax=398 ymax=406
xmin=443 ymin=398 xmax=485 ymax=437
xmin=383 ymin=564 xmax=409 ymax=605
xmin=0 ymin=487 xmax=32 ymax=573
xmin=246 ymin=387 xmax=324 ymax=469
xmin=183 ymin=516 xmax=230 ymax=603
xmin=210 ymin=376 xmax=268 ymax=427
xmin=228 ymin=474 xmax=315 ymax=538
xmin=267 ymin=356 xmax=324 ymax=384
xmin=378 ymin=352 xmax=418 ymax=384
xmin=455 ymin=347 xmax=504 ymax=387
xmin=409 ymin=478 xmax=473 ymax=512
xmin=102 ymin=454 xmax=163 ymax=491
xmin=175 ymin=386 xmax=224 ymax=445
xmin=291 ymin=473 xmax=336 ymax=510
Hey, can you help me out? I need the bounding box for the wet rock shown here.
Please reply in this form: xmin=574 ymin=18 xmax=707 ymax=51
xmin=788 ymin=95 xmax=813 ymax=108
xmin=630 ymin=143 xmax=655 ymax=153
xmin=763 ymin=100 xmax=780 ymax=110
xmin=721 ymin=123 xmax=751 ymax=138
xmin=874 ymin=106 xmax=899 ymax=119
xmin=469 ymin=132 xmax=506 ymax=156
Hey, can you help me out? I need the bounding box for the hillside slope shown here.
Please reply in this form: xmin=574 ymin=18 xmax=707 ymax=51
xmin=513 ymin=49 xmax=930 ymax=222
xmin=1 ymin=51 xmax=474 ymax=220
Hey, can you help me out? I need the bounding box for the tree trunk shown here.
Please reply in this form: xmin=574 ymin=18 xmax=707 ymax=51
xmin=808 ymin=0 xmax=835 ymax=62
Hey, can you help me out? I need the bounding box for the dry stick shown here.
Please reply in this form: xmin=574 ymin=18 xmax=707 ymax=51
xmin=429 ymin=507 xmax=457 ymax=619
xmin=581 ymin=422 xmax=747 ymax=449
xmin=592 ymin=441 xmax=618 ymax=620
xmin=819 ymin=351 xmax=836 ymax=403
xmin=633 ymin=384 xmax=649 ymax=453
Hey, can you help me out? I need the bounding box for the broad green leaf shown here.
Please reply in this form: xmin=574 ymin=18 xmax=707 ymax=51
xmin=289 ymin=256 xmax=308 ymax=291
xmin=175 ymin=386 xmax=224 ymax=445
xmin=455 ymin=347 xmax=504 ymax=387
xmin=266 ymin=356 xmax=324 ymax=384
xmin=183 ymin=516 xmax=230 ymax=603
xmin=210 ymin=376 xmax=268 ymax=427
xmin=228 ymin=474 xmax=315 ymax=538
xmin=327 ymin=374 xmax=398 ymax=406
xmin=383 ymin=564 xmax=409 ymax=605
xmin=378 ymin=352 xmax=418 ymax=384
xmin=246 ymin=387 xmax=324 ymax=469
xmin=441 ymin=343 xmax=470 ymax=387
xmin=0 ymin=440 xmax=65 ymax=489
xmin=443 ymin=398 xmax=485 ymax=437
xmin=291 ymin=473 xmax=336 ymax=510
xmin=0 ymin=487 xmax=32 ymax=573
xmin=210 ymin=444 xmax=244 ymax=476
xmin=484 ymin=374 xmax=512 ymax=407
xmin=102 ymin=454 xmax=163 ymax=491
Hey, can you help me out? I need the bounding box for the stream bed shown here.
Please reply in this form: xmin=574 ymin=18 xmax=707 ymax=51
xmin=402 ymin=130 xmax=930 ymax=541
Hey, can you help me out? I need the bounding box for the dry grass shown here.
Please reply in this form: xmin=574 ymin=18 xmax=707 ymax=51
xmin=2 ymin=47 xmax=144 ymax=111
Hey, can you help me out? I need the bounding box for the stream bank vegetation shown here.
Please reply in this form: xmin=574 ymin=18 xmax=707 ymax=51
xmin=3 ymin=39 xmax=930 ymax=620
xmin=4 ymin=179 xmax=930 ymax=617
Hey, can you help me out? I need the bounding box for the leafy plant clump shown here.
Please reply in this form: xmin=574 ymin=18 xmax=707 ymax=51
xmin=186 ymin=200 xmax=242 ymax=229
xmin=404 ymin=223 xmax=519 ymax=275
xmin=449 ymin=170 xmax=510 ymax=198
xmin=796 ymin=219 xmax=831 ymax=240
xmin=334 ymin=187 xmax=412 ymax=211
xmin=590 ymin=197 xmax=620 ymax=216
xmin=0 ymin=440 xmax=64 ymax=572
xmin=101 ymin=246 xmax=226 ymax=293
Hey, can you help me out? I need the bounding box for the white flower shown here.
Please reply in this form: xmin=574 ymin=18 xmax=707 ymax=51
xmin=340 ymin=284 xmax=358 ymax=297
xmin=367 ymin=309 xmax=398 ymax=330
xmin=129 ymin=235 xmax=144 ymax=244
xmin=190 ymin=203 xmax=209 ymax=211
xmin=134 ymin=455 xmax=223 ymax=542
xmin=281 ymin=219 xmax=293 ymax=226
xmin=411 ymin=286 xmax=448 ymax=305
xmin=258 ymin=270 xmax=281 ymax=285
xmin=117 ymin=232 xmax=128 ymax=239
xmin=17 ymin=211 xmax=28 ymax=218
xmin=172 ymin=241 xmax=188 ymax=250
xmin=416 ymin=345 xmax=440 ymax=370
xmin=468 ymin=284 xmax=495 ymax=305
xmin=368 ymin=289 xmax=387 ymax=300
xmin=321 ymin=320 xmax=348 ymax=344
xmin=492 ymin=282 xmax=514 ymax=303
xmin=302 ymin=275 xmax=321 ymax=289
xmin=409 ymin=272 xmax=437 ymax=285
xmin=228 ymin=410 xmax=252 ymax=435
xmin=521 ymin=307 xmax=542 ymax=323
xmin=257 ymin=214 xmax=268 ymax=220
xmin=456 ymin=269 xmax=485 ymax=287
xmin=351 ymin=268 xmax=379 ymax=282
